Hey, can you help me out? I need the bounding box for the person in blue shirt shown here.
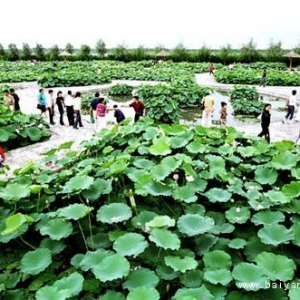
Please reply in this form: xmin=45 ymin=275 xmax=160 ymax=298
xmin=113 ymin=104 xmax=125 ymax=123
xmin=37 ymin=88 xmax=47 ymax=117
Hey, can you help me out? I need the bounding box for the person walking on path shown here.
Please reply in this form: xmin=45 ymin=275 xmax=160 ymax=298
xmin=259 ymin=69 xmax=267 ymax=87
xmin=283 ymin=90 xmax=297 ymax=123
xmin=95 ymin=97 xmax=107 ymax=131
xmin=64 ymin=90 xmax=74 ymax=126
xmin=113 ymin=104 xmax=125 ymax=123
xmin=258 ymin=103 xmax=271 ymax=143
xmin=56 ymin=91 xmax=65 ymax=125
xmin=209 ymin=63 xmax=214 ymax=75
xmin=3 ymin=89 xmax=14 ymax=110
xmin=47 ymin=89 xmax=55 ymax=125
xmin=10 ymin=88 xmax=20 ymax=111
xmin=122 ymin=96 xmax=145 ymax=122
xmin=73 ymin=92 xmax=83 ymax=129
xmin=90 ymin=92 xmax=100 ymax=128
xmin=37 ymin=88 xmax=47 ymax=117
xmin=201 ymin=92 xmax=215 ymax=127
xmin=219 ymin=101 xmax=228 ymax=126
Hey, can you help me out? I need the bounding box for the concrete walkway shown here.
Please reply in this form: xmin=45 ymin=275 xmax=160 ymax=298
xmin=2 ymin=75 xmax=300 ymax=178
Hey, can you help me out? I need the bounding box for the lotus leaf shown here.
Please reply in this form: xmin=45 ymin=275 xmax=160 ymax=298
xmin=113 ymin=233 xmax=148 ymax=256
xmin=79 ymin=249 xmax=113 ymax=271
xmin=179 ymin=269 xmax=202 ymax=288
xmin=251 ymin=210 xmax=285 ymax=226
xmin=123 ymin=268 xmax=159 ymax=291
xmin=131 ymin=211 xmax=158 ymax=230
xmin=133 ymin=158 xmax=155 ymax=170
xmin=225 ymin=207 xmax=251 ymax=224
xmin=39 ymin=218 xmax=73 ymax=240
xmin=186 ymin=140 xmax=207 ymax=154
xmin=264 ymin=190 xmax=290 ymax=205
xmin=271 ymin=153 xmax=298 ymax=170
xmin=282 ymin=181 xmax=300 ymax=198
xmin=289 ymin=289 xmax=300 ymax=300
xmin=57 ymin=203 xmax=92 ymax=220
xmin=135 ymin=178 xmax=172 ymax=196
xmin=205 ymin=188 xmax=232 ymax=203
xmin=256 ymin=251 xmax=296 ymax=281
xmin=232 ymin=263 xmax=267 ymax=291
xmin=21 ymin=248 xmax=52 ymax=275
xmin=177 ymin=214 xmax=215 ymax=236
xmin=173 ymin=186 xmax=198 ymax=203
xmin=1 ymin=213 xmax=33 ymax=235
xmin=62 ymin=175 xmax=94 ymax=193
xmin=96 ymin=203 xmax=132 ymax=224
xmin=254 ymin=166 xmax=278 ymax=185
xmin=149 ymin=141 xmax=171 ymax=156
xmin=36 ymin=286 xmax=69 ymax=300
xmin=165 ymin=256 xmax=198 ymax=273
xmin=0 ymin=183 xmax=30 ymax=202
xmin=149 ymin=228 xmax=180 ymax=250
xmin=258 ymin=224 xmax=294 ymax=246
xmin=291 ymin=167 xmax=300 ymax=179
xmin=100 ymin=291 xmax=126 ymax=300
xmin=53 ymin=272 xmax=84 ymax=297
xmin=40 ymin=238 xmax=66 ymax=254
xmin=203 ymin=250 xmax=232 ymax=270
xmin=172 ymin=286 xmax=214 ymax=300
xmin=92 ymin=253 xmax=130 ymax=282
xmin=146 ymin=215 xmax=175 ymax=228
xmin=127 ymin=286 xmax=160 ymax=300
xmin=204 ymin=269 xmax=232 ymax=285
xmin=195 ymin=234 xmax=218 ymax=256
xmin=228 ymin=238 xmax=247 ymax=249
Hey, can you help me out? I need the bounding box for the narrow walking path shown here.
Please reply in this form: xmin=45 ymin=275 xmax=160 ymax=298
xmin=3 ymin=75 xmax=300 ymax=179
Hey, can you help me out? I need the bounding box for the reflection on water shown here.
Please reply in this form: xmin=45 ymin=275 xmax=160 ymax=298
xmin=181 ymin=92 xmax=285 ymax=126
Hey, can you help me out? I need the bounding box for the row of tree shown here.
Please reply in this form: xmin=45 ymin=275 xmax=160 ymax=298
xmin=0 ymin=38 xmax=299 ymax=65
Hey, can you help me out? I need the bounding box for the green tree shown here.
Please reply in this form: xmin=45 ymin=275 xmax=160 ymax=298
xmin=34 ymin=43 xmax=46 ymax=61
xmin=7 ymin=43 xmax=19 ymax=61
xmin=47 ymin=44 xmax=60 ymax=61
xmin=0 ymin=44 xmax=6 ymax=59
xmin=194 ymin=45 xmax=211 ymax=62
xmin=78 ymin=44 xmax=91 ymax=60
xmin=65 ymin=43 xmax=74 ymax=54
xmin=265 ymin=40 xmax=284 ymax=62
xmin=95 ymin=39 xmax=106 ymax=58
xmin=21 ymin=43 xmax=32 ymax=60
xmin=130 ymin=45 xmax=148 ymax=61
xmin=217 ymin=44 xmax=235 ymax=65
xmin=170 ymin=43 xmax=188 ymax=62
xmin=239 ymin=38 xmax=260 ymax=63
xmin=111 ymin=44 xmax=128 ymax=61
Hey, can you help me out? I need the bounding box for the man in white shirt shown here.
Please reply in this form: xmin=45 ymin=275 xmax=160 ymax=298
xmin=64 ymin=90 xmax=74 ymax=126
xmin=73 ymin=92 xmax=83 ymax=129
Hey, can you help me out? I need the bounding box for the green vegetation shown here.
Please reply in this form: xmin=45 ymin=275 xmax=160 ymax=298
xmin=108 ymin=84 xmax=134 ymax=96
xmin=1 ymin=119 xmax=300 ymax=299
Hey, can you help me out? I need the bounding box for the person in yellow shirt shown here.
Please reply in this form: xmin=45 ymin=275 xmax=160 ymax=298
xmin=201 ymin=92 xmax=214 ymax=127
xmin=3 ymin=90 xmax=14 ymax=110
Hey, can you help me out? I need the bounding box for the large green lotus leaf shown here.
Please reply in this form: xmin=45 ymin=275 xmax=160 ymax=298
xmin=131 ymin=211 xmax=158 ymax=230
xmin=96 ymin=203 xmax=132 ymax=224
xmin=149 ymin=141 xmax=171 ymax=156
xmin=291 ymin=167 xmax=300 ymax=180
xmin=291 ymin=222 xmax=300 ymax=246
xmin=173 ymin=186 xmax=198 ymax=203
xmin=237 ymin=146 xmax=257 ymax=158
xmin=256 ymin=251 xmax=296 ymax=281
xmin=179 ymin=269 xmax=202 ymax=288
xmin=25 ymin=127 xmax=42 ymax=141
xmin=185 ymin=204 xmax=206 ymax=215
xmin=264 ymin=190 xmax=290 ymax=205
xmin=36 ymin=286 xmax=69 ymax=300
xmin=228 ymin=238 xmax=247 ymax=249
xmin=149 ymin=228 xmax=180 ymax=250
xmin=282 ymin=199 xmax=300 ymax=214
xmin=271 ymin=153 xmax=298 ymax=170
xmin=133 ymin=158 xmax=155 ymax=170
xmin=127 ymin=286 xmax=160 ymax=300
xmin=289 ymin=288 xmax=300 ymax=300
xmin=40 ymin=238 xmax=66 ymax=255
xmin=123 ymin=268 xmax=159 ymax=291
xmin=186 ymin=140 xmax=207 ymax=154
xmin=113 ymin=233 xmax=148 ymax=256
xmin=0 ymin=128 xmax=10 ymax=142
xmin=21 ymin=248 xmax=52 ymax=275
xmin=195 ymin=234 xmax=218 ymax=256
xmin=177 ymin=214 xmax=215 ymax=236
xmin=146 ymin=215 xmax=175 ymax=228
xmin=225 ymin=207 xmax=251 ymax=224
xmin=243 ymin=236 xmax=274 ymax=262
xmin=165 ymin=256 xmax=198 ymax=273
xmin=203 ymin=250 xmax=232 ymax=270
xmin=251 ymin=210 xmax=285 ymax=226
xmin=172 ymin=286 xmax=214 ymax=300
xmin=1 ymin=213 xmax=34 ymax=235
xmin=161 ymin=156 xmax=181 ymax=172
xmin=82 ymin=178 xmax=112 ymax=201
xmin=53 ymin=272 xmax=84 ymax=297
xmin=254 ymin=166 xmax=278 ymax=185
xmin=207 ymin=155 xmax=225 ymax=173
xmin=143 ymin=127 xmax=159 ymax=140
xmin=125 ymin=167 xmax=150 ymax=183
xmin=232 ymin=262 xmax=267 ymax=291
xmin=282 ymin=181 xmax=300 ymax=198
xmin=39 ymin=218 xmax=73 ymax=240
xmin=205 ymin=188 xmax=232 ymax=203
xmin=156 ymin=264 xmax=179 ymax=281
xmin=151 ymin=164 xmax=171 ymax=180
xmin=100 ymin=291 xmax=125 ymax=300
xmin=62 ymin=175 xmax=94 ymax=193
xmin=92 ymin=253 xmax=130 ymax=282
xmin=0 ymin=183 xmax=30 ymax=202
xmin=79 ymin=249 xmax=113 ymax=271
xmin=160 ymin=124 xmax=188 ymax=135
xmin=57 ymin=203 xmax=92 ymax=220
xmin=258 ymin=224 xmax=294 ymax=246
xmin=204 ymin=269 xmax=232 ymax=286
xmin=169 ymin=135 xmax=190 ymax=149
xmin=186 ymin=177 xmax=207 ymax=192
xmin=135 ymin=178 xmax=172 ymax=196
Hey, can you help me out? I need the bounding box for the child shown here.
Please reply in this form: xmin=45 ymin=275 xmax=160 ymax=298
xmin=219 ymin=101 xmax=228 ymax=126
xmin=113 ymin=104 xmax=125 ymax=124
xmin=0 ymin=145 xmax=6 ymax=167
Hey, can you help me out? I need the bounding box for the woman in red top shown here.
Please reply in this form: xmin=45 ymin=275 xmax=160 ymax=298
xmin=0 ymin=145 xmax=5 ymax=167
xmin=96 ymin=98 xmax=107 ymax=131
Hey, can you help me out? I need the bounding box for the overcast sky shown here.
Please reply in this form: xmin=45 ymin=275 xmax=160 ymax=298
xmin=1 ymin=0 xmax=299 ymax=50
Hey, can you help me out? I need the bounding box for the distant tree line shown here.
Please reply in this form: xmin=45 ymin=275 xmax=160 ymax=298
xmin=0 ymin=38 xmax=299 ymax=66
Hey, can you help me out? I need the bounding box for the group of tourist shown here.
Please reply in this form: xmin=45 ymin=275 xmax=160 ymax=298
xmin=36 ymin=89 xmax=146 ymax=131
xmin=2 ymin=88 xmax=20 ymax=111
